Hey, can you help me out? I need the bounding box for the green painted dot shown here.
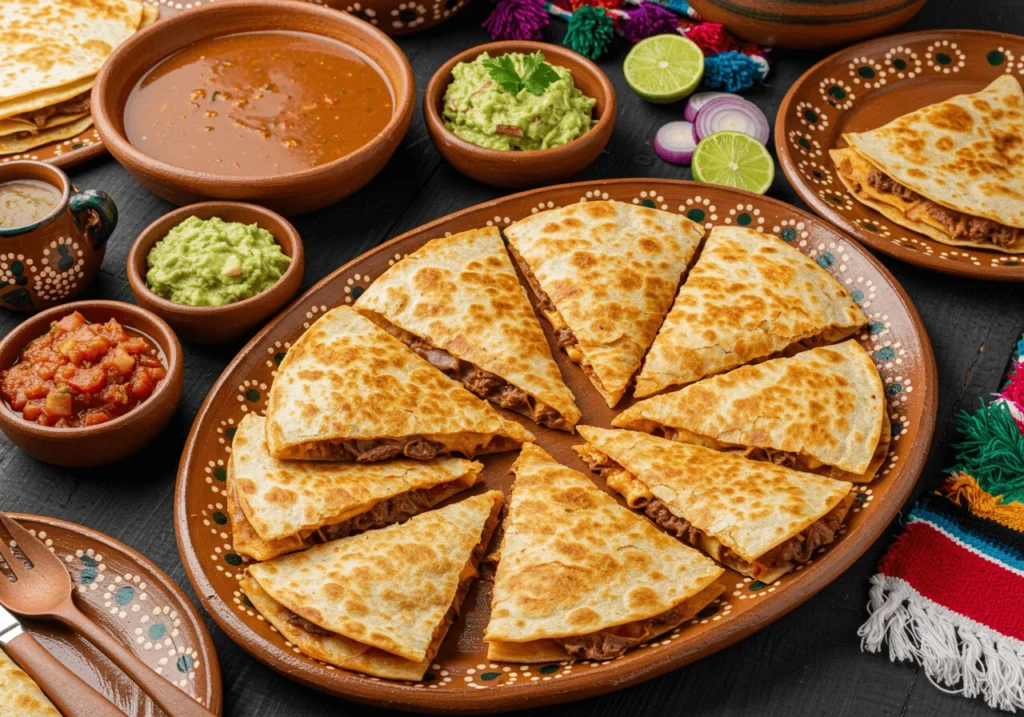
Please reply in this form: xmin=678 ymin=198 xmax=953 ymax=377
xmin=749 ymin=580 xmax=766 ymax=591
xmin=539 ymin=664 xmax=560 ymax=675
xmin=212 ymin=511 xmax=228 ymax=525
xmin=274 ymin=352 xmax=286 ymax=365
xmin=737 ymin=213 xmax=752 ymax=226
xmin=177 ymin=655 xmax=194 ymax=673
xmin=80 ymin=555 xmax=97 ymax=567
xmin=149 ymin=624 xmax=166 ymax=640
xmin=816 ymin=252 xmax=835 ymax=269
xmin=936 ymin=52 xmax=952 ymax=65
xmin=863 ymin=221 xmax=879 ymax=232
xmin=890 ymin=420 xmax=902 ymax=437
xmin=876 ymin=347 xmax=895 ymax=361
xmin=350 ymin=285 xmax=364 ymax=300
xmin=480 ymin=672 xmax=501 ymax=681
xmin=242 ymin=595 xmax=255 ymax=609
xmin=857 ymin=65 xmax=875 ymax=78
xmin=225 ymin=427 xmax=236 ymax=441
xmin=71 ymin=143 xmax=84 ymax=150
xmin=213 ymin=466 xmax=227 ymax=482
xmin=827 ymin=194 xmax=843 ymax=205
xmin=781 ymin=227 xmax=797 ymax=242
xmin=224 ymin=553 xmax=243 ymax=566
xmin=892 ymin=58 xmax=908 ymax=70
xmin=80 ymin=566 xmax=97 ymax=584
xmin=887 ymin=383 xmax=904 ymax=396
xmin=115 ymin=586 xmax=134 ymax=605
xmin=10 ymin=261 xmax=23 ymax=276
xmin=686 ymin=208 xmax=706 ymax=222
xmin=803 ymin=109 xmax=818 ymax=123
xmin=798 ymin=136 xmax=811 ymax=150
xmin=812 ymin=170 xmax=823 ymax=179
xmin=828 ymin=85 xmax=847 ymax=100
xmin=641 ymin=198 xmax=656 ymax=208
xmin=244 ymin=388 xmax=260 ymax=402
xmin=851 ymin=290 xmax=864 ymax=302
xmin=856 ymin=492 xmax=868 ymax=503
xmin=868 ymin=321 xmax=884 ymax=335
xmin=987 ymin=50 xmax=1006 ymax=66
xmin=1004 ymin=261 xmax=1020 ymax=267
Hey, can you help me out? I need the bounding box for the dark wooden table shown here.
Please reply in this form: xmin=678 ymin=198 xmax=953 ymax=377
xmin=3 ymin=0 xmax=1023 ymax=715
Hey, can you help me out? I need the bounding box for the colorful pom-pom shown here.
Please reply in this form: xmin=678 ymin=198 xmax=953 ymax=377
xmin=702 ymin=51 xmax=767 ymax=92
xmin=564 ymin=5 xmax=616 ymax=60
xmin=622 ymin=2 xmax=678 ymax=43
xmin=483 ymin=0 xmax=550 ymax=41
xmin=684 ymin=21 xmax=736 ymax=56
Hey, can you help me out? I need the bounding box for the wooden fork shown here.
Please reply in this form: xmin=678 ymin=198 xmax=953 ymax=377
xmin=0 ymin=513 xmax=217 ymax=717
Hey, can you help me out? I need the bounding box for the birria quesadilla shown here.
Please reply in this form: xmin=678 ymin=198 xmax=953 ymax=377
xmin=635 ymin=226 xmax=867 ymax=398
xmin=831 ymin=75 xmax=1024 ymax=252
xmin=484 ymin=443 xmax=724 ymax=662
xmin=504 ymin=200 xmax=704 ymax=408
xmin=355 ymin=227 xmax=581 ymax=431
xmin=227 ymin=413 xmax=484 ymax=561
xmin=0 ymin=651 xmax=60 ymax=717
xmin=264 ymin=306 xmax=533 ymax=461
xmin=574 ymin=427 xmax=854 ymax=583
xmin=616 ymin=341 xmax=890 ymax=483
xmin=242 ymin=491 xmax=503 ymax=680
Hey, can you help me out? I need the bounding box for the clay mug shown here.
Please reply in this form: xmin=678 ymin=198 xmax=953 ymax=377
xmin=0 ymin=161 xmax=117 ymax=312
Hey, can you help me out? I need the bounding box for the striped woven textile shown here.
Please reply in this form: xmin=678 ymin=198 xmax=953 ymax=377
xmin=860 ymin=335 xmax=1024 ymax=712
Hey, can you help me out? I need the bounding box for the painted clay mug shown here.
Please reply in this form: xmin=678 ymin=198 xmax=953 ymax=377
xmin=0 ymin=161 xmax=117 ymax=312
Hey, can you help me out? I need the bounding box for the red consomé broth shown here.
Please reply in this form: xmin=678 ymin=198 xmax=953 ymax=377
xmin=0 ymin=312 xmax=167 ymax=428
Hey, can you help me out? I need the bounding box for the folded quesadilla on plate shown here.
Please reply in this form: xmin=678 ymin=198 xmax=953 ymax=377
xmin=635 ymin=226 xmax=867 ymax=398
xmin=484 ymin=442 xmax=724 ymax=663
xmin=616 ymin=341 xmax=890 ymax=483
xmin=265 ymin=306 xmax=533 ymax=461
xmin=831 ymin=75 xmax=1024 ymax=253
xmin=242 ymin=490 xmax=504 ymax=680
xmin=574 ymin=427 xmax=854 ymax=583
xmin=503 ymin=200 xmax=704 ymax=408
xmin=0 ymin=651 xmax=60 ymax=717
xmin=227 ymin=413 xmax=484 ymax=561
xmin=355 ymin=227 xmax=581 ymax=431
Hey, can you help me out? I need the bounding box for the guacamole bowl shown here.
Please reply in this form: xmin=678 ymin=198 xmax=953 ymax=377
xmin=127 ymin=202 xmax=304 ymax=344
xmin=424 ymin=41 xmax=617 ymax=188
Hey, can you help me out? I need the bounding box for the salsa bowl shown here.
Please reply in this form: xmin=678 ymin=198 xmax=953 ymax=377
xmin=0 ymin=301 xmax=184 ymax=467
xmin=92 ymin=0 xmax=415 ymax=216
xmin=127 ymin=202 xmax=305 ymax=344
xmin=424 ymin=41 xmax=617 ymax=188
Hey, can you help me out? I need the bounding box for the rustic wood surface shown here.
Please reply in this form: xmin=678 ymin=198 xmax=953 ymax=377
xmin=2 ymin=0 xmax=1023 ymax=714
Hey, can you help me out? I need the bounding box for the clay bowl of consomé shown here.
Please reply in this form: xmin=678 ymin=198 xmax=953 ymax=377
xmin=92 ymin=0 xmax=415 ymax=216
xmin=424 ymin=41 xmax=617 ymax=189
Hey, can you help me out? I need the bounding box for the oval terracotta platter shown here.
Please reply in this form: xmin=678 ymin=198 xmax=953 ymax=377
xmin=175 ymin=179 xmax=937 ymax=713
xmin=778 ymin=29 xmax=1024 ymax=281
xmin=10 ymin=514 xmax=222 ymax=715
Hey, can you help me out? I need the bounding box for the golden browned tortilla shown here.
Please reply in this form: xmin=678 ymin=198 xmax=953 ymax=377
xmin=244 ymin=491 xmax=504 ymax=680
xmin=0 ymin=650 xmax=60 ymax=717
xmin=635 ymin=226 xmax=866 ymax=398
xmin=355 ymin=226 xmax=580 ymax=431
xmin=484 ymin=442 xmax=723 ymax=663
xmin=616 ymin=340 xmax=890 ymax=482
xmin=504 ymin=200 xmax=704 ymax=408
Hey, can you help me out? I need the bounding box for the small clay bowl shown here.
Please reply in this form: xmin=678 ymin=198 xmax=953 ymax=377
xmin=92 ymin=0 xmax=415 ymax=216
xmin=0 ymin=300 xmax=183 ymax=467
xmin=127 ymin=202 xmax=304 ymax=344
xmin=424 ymin=41 xmax=617 ymax=189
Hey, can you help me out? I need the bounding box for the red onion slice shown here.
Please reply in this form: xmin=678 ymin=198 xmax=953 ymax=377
xmin=694 ymin=97 xmax=770 ymax=144
xmin=683 ymin=92 xmax=735 ymax=123
xmin=653 ymin=121 xmax=698 ymax=166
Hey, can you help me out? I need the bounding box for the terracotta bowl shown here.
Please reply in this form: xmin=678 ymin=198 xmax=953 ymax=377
xmin=0 ymin=300 xmax=184 ymax=467
xmin=321 ymin=0 xmax=471 ymax=35
xmin=91 ymin=0 xmax=415 ymax=216
xmin=687 ymin=0 xmax=928 ymax=50
xmin=424 ymin=41 xmax=617 ymax=189
xmin=126 ymin=202 xmax=304 ymax=344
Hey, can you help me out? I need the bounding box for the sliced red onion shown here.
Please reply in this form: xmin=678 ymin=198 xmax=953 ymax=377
xmin=683 ymin=92 xmax=736 ymax=123
xmin=653 ymin=121 xmax=698 ymax=166
xmin=694 ymin=96 xmax=770 ymax=145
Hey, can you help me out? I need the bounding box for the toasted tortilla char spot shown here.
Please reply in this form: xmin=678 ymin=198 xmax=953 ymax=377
xmin=928 ymin=103 xmax=973 ymax=132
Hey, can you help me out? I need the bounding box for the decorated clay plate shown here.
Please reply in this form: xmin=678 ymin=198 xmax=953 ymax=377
xmin=777 ymin=29 xmax=1024 ymax=281
xmin=175 ymin=179 xmax=937 ymax=713
xmin=10 ymin=514 xmax=222 ymax=715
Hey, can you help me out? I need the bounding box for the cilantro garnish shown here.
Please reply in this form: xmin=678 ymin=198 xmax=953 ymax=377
xmin=482 ymin=52 xmax=561 ymax=96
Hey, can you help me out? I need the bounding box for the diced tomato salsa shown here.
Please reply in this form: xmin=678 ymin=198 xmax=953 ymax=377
xmin=0 ymin=311 xmax=167 ymax=428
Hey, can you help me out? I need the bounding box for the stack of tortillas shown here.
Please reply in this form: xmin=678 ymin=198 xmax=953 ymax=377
xmin=0 ymin=0 xmax=157 ymax=156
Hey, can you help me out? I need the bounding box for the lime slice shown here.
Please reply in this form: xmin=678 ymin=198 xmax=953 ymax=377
xmin=691 ymin=131 xmax=775 ymax=194
xmin=624 ymin=35 xmax=705 ymax=104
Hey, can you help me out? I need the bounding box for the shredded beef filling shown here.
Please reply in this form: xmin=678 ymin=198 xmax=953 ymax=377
xmin=317 ymin=483 xmax=457 ymax=542
xmin=555 ymin=602 xmax=689 ymax=661
xmin=283 ymin=611 xmax=335 ymax=637
xmin=21 ymin=92 xmax=91 ymax=129
xmin=867 ymin=168 xmax=1022 ymax=249
xmin=341 ymin=436 xmax=447 ymax=462
xmin=553 ymin=327 xmax=578 ymax=349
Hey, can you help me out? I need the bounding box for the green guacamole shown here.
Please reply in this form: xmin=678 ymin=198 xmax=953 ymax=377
xmin=442 ymin=52 xmax=597 ymax=151
xmin=146 ymin=216 xmax=290 ymax=307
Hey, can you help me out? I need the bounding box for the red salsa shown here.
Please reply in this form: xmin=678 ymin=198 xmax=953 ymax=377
xmin=0 ymin=312 xmax=167 ymax=428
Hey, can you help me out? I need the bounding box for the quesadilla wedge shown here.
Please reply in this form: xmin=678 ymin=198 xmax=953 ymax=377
xmin=265 ymin=306 xmax=533 ymax=461
xmin=503 ymin=200 xmax=704 ymax=408
xmin=484 ymin=442 xmax=724 ymax=663
xmin=242 ymin=490 xmax=504 ymax=680
xmin=831 ymin=75 xmax=1024 ymax=253
xmin=635 ymin=226 xmax=867 ymax=398
xmin=616 ymin=341 xmax=890 ymax=483
xmin=228 ymin=413 xmax=484 ymax=561
xmin=573 ymin=427 xmax=855 ymax=583
xmin=0 ymin=651 xmax=60 ymax=717
xmin=355 ymin=227 xmax=581 ymax=431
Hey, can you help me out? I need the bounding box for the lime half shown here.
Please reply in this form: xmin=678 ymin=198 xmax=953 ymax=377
xmin=624 ymin=35 xmax=705 ymax=104
xmin=691 ymin=131 xmax=775 ymax=194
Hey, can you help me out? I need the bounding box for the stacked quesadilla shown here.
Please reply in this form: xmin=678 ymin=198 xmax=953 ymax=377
xmin=242 ymin=491 xmax=503 ymax=680
xmin=831 ymin=75 xmax=1024 ymax=253
xmin=264 ymin=306 xmax=533 ymax=461
xmin=227 ymin=413 xmax=484 ymax=561
xmin=574 ymin=427 xmax=855 ymax=583
xmin=484 ymin=443 xmax=724 ymax=662
xmin=0 ymin=0 xmax=158 ymax=155
xmin=0 ymin=651 xmax=60 ymax=717
xmin=355 ymin=227 xmax=581 ymax=431
xmin=616 ymin=341 xmax=890 ymax=482
xmin=504 ymin=200 xmax=704 ymax=408
xmin=635 ymin=226 xmax=867 ymax=398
